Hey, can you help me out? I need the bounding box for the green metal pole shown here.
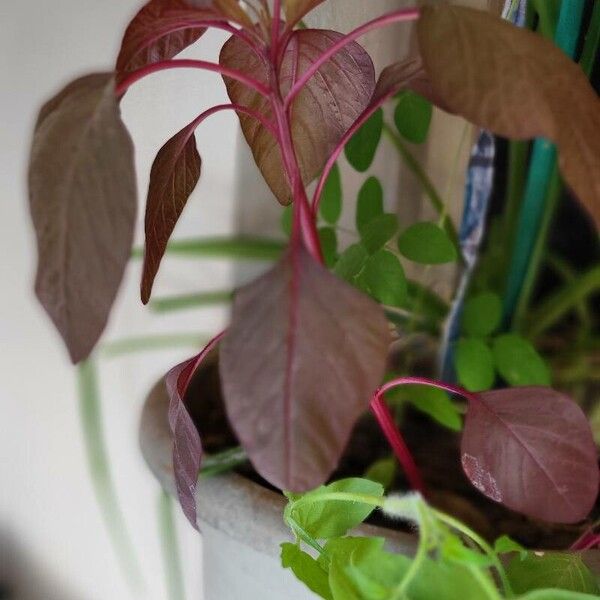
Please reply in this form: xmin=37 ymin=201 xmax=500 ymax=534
xmin=502 ymin=0 xmax=586 ymax=327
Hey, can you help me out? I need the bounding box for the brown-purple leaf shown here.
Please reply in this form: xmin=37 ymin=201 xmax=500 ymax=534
xmin=141 ymin=123 xmax=201 ymax=303
xmin=462 ymin=387 xmax=599 ymax=524
xmin=165 ymin=355 xmax=204 ymax=528
xmin=219 ymin=245 xmax=390 ymax=491
xmin=116 ymin=0 xmax=208 ymax=83
xmin=28 ymin=73 xmax=136 ymax=363
xmin=220 ymin=29 xmax=375 ymax=204
xmin=283 ymin=0 xmax=325 ymax=26
xmin=417 ymin=4 xmax=600 ymax=228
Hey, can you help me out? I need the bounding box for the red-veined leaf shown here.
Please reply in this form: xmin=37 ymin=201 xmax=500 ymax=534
xmin=417 ymin=4 xmax=600 ymax=227
xmin=141 ymin=121 xmax=201 ymax=303
xmin=164 ymin=332 xmax=224 ymax=527
xmin=219 ymin=244 xmax=390 ymax=491
xmin=462 ymin=387 xmax=599 ymax=523
xmin=28 ymin=73 xmax=136 ymax=363
xmin=220 ymin=28 xmax=375 ymax=204
xmin=116 ymin=0 xmax=208 ymax=82
xmin=283 ymin=0 xmax=325 ymax=26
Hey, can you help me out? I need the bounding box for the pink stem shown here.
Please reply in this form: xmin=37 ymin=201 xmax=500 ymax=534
xmin=370 ymin=377 xmax=477 ymax=495
xmin=188 ymin=103 xmax=277 ymax=138
xmin=284 ymin=7 xmax=421 ymax=108
xmin=115 ymin=59 xmax=270 ymax=98
xmin=312 ymin=103 xmax=380 ymax=214
xmin=271 ymin=94 xmax=323 ymax=262
xmin=271 ymin=0 xmax=282 ymax=60
xmin=370 ymin=394 xmax=426 ymax=495
xmin=571 ymin=530 xmax=600 ymax=551
xmin=137 ymin=19 xmax=263 ymax=54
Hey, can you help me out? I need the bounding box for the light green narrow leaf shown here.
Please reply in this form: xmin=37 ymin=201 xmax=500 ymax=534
xmin=364 ymin=457 xmax=396 ymax=490
xmin=345 ymin=109 xmax=383 ymax=172
xmin=362 ymin=250 xmax=407 ymax=307
xmin=394 ymin=91 xmax=433 ymax=144
xmin=281 ymin=205 xmax=294 ymax=237
xmin=455 ymin=338 xmax=496 ymax=392
xmin=356 ymin=177 xmax=384 ymax=234
xmin=404 ymin=385 xmax=462 ymax=431
xmin=397 ymin=222 xmax=457 ymax=264
xmin=333 ymin=244 xmax=368 ymax=282
xmin=462 ymin=292 xmax=502 ymax=337
xmin=360 ymin=214 xmax=399 ymax=254
xmin=492 ymin=334 xmax=551 ymax=386
xmin=158 ymin=491 xmax=185 ymax=600
xmin=320 ymin=163 xmax=342 ymax=224
xmin=319 ymin=227 xmax=338 ymax=268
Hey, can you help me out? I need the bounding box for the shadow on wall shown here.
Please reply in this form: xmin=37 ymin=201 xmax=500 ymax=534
xmin=0 ymin=530 xmax=83 ymax=600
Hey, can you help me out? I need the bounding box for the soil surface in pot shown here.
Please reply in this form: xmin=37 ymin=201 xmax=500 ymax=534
xmin=186 ymin=353 xmax=599 ymax=550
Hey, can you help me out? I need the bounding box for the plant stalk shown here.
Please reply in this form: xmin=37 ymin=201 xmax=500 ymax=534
xmin=158 ymin=491 xmax=186 ymax=600
xmin=77 ymin=360 xmax=144 ymax=593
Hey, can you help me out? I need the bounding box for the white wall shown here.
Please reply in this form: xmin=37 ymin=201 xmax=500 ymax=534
xmin=0 ymin=2 xmax=246 ymax=599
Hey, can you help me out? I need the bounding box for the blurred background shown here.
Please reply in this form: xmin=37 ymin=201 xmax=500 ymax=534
xmin=0 ymin=2 xmax=242 ymax=598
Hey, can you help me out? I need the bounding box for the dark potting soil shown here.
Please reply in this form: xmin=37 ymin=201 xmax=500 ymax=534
xmin=185 ymin=352 xmax=599 ymax=551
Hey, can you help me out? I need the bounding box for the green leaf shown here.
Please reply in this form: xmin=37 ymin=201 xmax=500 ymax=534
xmin=356 ymin=177 xmax=384 ymax=235
xmin=404 ymin=385 xmax=462 ymax=431
xmin=360 ymin=214 xmax=399 ymax=254
xmin=320 ymin=163 xmax=343 ymax=224
xmin=441 ymin=535 xmax=494 ymax=568
xmin=345 ymin=109 xmax=383 ymax=172
xmin=333 ymin=243 xmax=369 ymax=282
xmin=394 ymin=91 xmax=433 ymax=144
xmin=362 ymin=250 xmax=407 ymax=307
xmin=290 ymin=478 xmax=384 ymax=540
xmin=329 ymin=558 xmax=362 ymax=600
xmin=346 ymin=549 xmax=411 ymax=598
xmin=493 ymin=535 xmax=527 ymax=559
xmin=507 ymin=552 xmax=600 ymax=595
xmin=319 ymin=537 xmax=385 ymax=570
xmin=397 ymin=222 xmax=457 ymax=264
xmin=281 ymin=543 xmax=332 ymax=600
xmin=462 ymin=292 xmax=502 ymax=337
xmin=364 ymin=457 xmax=396 ymax=491
xmin=408 ymin=560 xmax=501 ymax=600
xmin=319 ymin=227 xmax=338 ymax=268
xmin=455 ymin=338 xmax=496 ymax=392
xmin=281 ymin=205 xmax=293 ymax=237
xmin=492 ymin=334 xmax=551 ymax=386
xmin=520 ymin=591 xmax=600 ymax=600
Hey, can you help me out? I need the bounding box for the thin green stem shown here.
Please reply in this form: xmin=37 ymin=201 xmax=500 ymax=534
xmin=77 ymin=360 xmax=144 ymax=593
xmin=432 ymin=509 xmax=513 ymax=598
xmin=526 ymin=264 xmax=600 ymax=339
xmin=150 ymin=290 xmax=233 ymax=313
xmin=132 ymin=236 xmax=285 ymax=261
xmin=391 ymin=503 xmax=430 ymax=600
xmin=158 ymin=491 xmax=186 ymax=600
xmin=100 ymin=334 xmax=207 ymax=358
xmin=200 ymin=446 xmax=248 ymax=478
xmin=580 ymin=0 xmax=600 ymax=76
xmin=382 ymin=122 xmax=459 ymax=250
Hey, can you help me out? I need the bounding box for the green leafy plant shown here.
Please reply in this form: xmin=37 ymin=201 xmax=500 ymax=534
xmin=281 ymin=479 xmax=600 ymax=599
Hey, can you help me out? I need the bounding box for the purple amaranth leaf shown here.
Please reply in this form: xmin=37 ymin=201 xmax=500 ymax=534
xmin=219 ymin=244 xmax=390 ymax=492
xmin=462 ymin=387 xmax=599 ymax=523
xmin=165 ymin=332 xmax=224 ymax=527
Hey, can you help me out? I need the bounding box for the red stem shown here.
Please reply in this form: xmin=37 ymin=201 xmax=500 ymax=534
xmin=115 ymin=59 xmax=270 ymax=98
xmin=271 ymin=0 xmax=282 ymax=60
xmin=369 ymin=377 xmax=476 ymax=495
xmin=284 ymin=7 xmax=421 ymax=109
xmin=370 ymin=394 xmax=426 ymax=495
xmin=188 ymin=103 xmax=277 ymax=138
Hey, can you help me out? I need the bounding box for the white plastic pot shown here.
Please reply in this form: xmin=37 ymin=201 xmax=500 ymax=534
xmin=140 ymin=379 xmax=415 ymax=600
